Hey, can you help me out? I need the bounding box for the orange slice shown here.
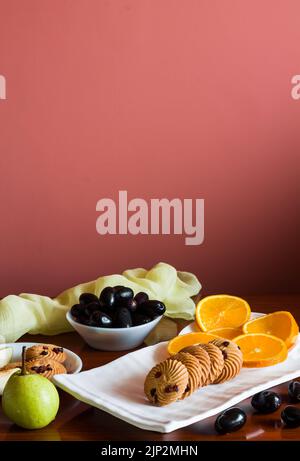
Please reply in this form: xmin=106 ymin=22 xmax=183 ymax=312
xmin=243 ymin=311 xmax=299 ymax=349
xmin=233 ymin=333 xmax=288 ymax=367
xmin=207 ymin=327 xmax=243 ymax=340
xmin=195 ymin=295 xmax=251 ymax=332
xmin=167 ymin=332 xmax=218 ymax=355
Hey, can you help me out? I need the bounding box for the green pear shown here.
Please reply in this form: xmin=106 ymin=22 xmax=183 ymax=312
xmin=2 ymin=347 xmax=60 ymax=429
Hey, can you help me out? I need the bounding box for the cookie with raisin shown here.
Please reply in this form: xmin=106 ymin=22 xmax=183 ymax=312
xmin=181 ymin=345 xmax=211 ymax=386
xmin=168 ymin=352 xmax=201 ymax=398
xmin=26 ymin=358 xmax=66 ymax=379
xmin=26 ymin=344 xmax=66 ymax=363
xmin=144 ymin=359 xmax=188 ymax=406
xmin=198 ymin=343 xmax=224 ymax=383
xmin=209 ymin=339 xmax=243 ymax=384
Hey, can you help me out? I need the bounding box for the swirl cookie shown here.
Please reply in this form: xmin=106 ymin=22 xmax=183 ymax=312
xmin=26 ymin=358 xmax=67 ymax=379
xmin=144 ymin=359 xmax=189 ymax=406
xmin=209 ymin=339 xmax=243 ymax=384
xmin=181 ymin=345 xmax=211 ymax=386
xmin=168 ymin=352 xmax=201 ymax=398
xmin=26 ymin=344 xmax=66 ymax=363
xmin=198 ymin=343 xmax=224 ymax=384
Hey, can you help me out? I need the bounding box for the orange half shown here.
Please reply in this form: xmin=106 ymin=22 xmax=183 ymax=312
xmin=196 ymin=295 xmax=251 ymax=332
xmin=243 ymin=311 xmax=299 ymax=349
xmin=207 ymin=327 xmax=243 ymax=340
xmin=167 ymin=332 xmax=218 ymax=355
xmin=233 ymin=333 xmax=288 ymax=367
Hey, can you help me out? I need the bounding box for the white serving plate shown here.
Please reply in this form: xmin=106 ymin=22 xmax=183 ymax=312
xmin=3 ymin=342 xmax=82 ymax=375
xmin=53 ymin=312 xmax=300 ymax=433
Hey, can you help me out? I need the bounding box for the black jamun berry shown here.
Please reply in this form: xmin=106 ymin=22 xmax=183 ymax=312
xmin=79 ymin=292 xmax=100 ymax=305
xmin=90 ymin=310 xmax=113 ymax=328
xmin=281 ymin=406 xmax=300 ymax=427
xmin=114 ymin=287 xmax=134 ymax=305
xmin=99 ymin=287 xmax=115 ymax=308
xmin=134 ymin=292 xmax=149 ymax=305
xmin=141 ymin=300 xmax=166 ymax=318
xmin=251 ymin=391 xmax=281 ymax=414
xmin=288 ymin=381 xmax=300 ymax=403
xmin=215 ymin=408 xmax=247 ymax=434
xmin=114 ymin=307 xmax=133 ymax=328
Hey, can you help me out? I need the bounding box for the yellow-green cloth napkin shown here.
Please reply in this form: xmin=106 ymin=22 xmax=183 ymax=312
xmin=0 ymin=262 xmax=201 ymax=342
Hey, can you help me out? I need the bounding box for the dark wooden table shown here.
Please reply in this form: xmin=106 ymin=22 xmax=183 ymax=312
xmin=0 ymin=294 xmax=299 ymax=441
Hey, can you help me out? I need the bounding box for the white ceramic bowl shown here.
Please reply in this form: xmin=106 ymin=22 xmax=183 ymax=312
xmin=66 ymin=310 xmax=162 ymax=351
xmin=4 ymin=342 xmax=82 ymax=375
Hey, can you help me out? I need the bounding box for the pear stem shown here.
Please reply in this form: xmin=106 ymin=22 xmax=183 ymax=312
xmin=21 ymin=346 xmax=26 ymax=375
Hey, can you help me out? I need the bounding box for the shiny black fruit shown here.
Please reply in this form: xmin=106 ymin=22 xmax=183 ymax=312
xmin=141 ymin=300 xmax=166 ymax=318
xmin=85 ymin=302 xmax=102 ymax=315
xmin=90 ymin=310 xmax=113 ymax=328
xmin=215 ymin=408 xmax=247 ymax=434
xmin=74 ymin=309 xmax=90 ymax=324
xmin=78 ymin=314 xmax=92 ymax=325
xmin=127 ymin=298 xmax=138 ymax=313
xmin=251 ymin=391 xmax=281 ymax=414
xmin=288 ymin=381 xmax=300 ymax=403
xmin=281 ymin=406 xmax=300 ymax=427
xmin=99 ymin=287 xmax=115 ymax=308
xmin=79 ymin=293 xmax=100 ymax=305
xmin=114 ymin=287 xmax=134 ymax=305
xmin=134 ymin=292 xmax=149 ymax=305
xmin=133 ymin=312 xmax=152 ymax=326
xmin=114 ymin=307 xmax=133 ymax=328
xmin=70 ymin=304 xmax=83 ymax=319
xmin=113 ymin=285 xmax=125 ymax=292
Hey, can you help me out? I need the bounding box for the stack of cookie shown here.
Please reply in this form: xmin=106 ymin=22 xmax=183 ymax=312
xmin=3 ymin=344 xmax=67 ymax=379
xmin=144 ymin=339 xmax=243 ymax=406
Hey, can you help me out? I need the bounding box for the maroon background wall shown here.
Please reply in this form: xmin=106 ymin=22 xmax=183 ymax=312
xmin=0 ymin=0 xmax=299 ymax=297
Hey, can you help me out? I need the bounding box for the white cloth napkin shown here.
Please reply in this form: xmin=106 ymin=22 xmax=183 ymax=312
xmin=53 ymin=334 xmax=300 ymax=433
